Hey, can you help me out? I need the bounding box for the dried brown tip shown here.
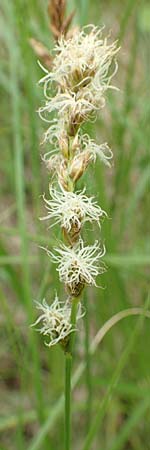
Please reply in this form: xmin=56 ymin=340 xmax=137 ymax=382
xmin=48 ymin=0 xmax=66 ymax=34
xmin=61 ymin=10 xmax=76 ymax=35
xmin=48 ymin=0 xmax=75 ymax=39
xmin=29 ymin=38 xmax=53 ymax=69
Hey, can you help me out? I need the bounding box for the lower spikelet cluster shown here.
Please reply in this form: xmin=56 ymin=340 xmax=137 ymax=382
xmin=32 ymin=295 xmax=83 ymax=347
xmin=33 ymin=25 xmax=118 ymax=348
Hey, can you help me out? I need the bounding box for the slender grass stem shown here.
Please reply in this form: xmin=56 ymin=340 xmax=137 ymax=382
xmin=84 ymin=294 xmax=92 ymax=428
xmin=65 ymin=353 xmax=72 ymax=450
xmin=64 ymin=299 xmax=78 ymax=450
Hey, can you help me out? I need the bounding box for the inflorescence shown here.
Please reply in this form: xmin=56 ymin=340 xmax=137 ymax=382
xmin=33 ymin=25 xmax=118 ymax=348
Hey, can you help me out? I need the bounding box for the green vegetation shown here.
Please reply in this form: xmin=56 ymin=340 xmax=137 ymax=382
xmin=0 ymin=1 xmax=150 ymax=449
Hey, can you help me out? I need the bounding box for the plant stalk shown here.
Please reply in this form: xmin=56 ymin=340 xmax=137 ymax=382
xmin=64 ymin=299 xmax=78 ymax=450
xmin=84 ymin=295 xmax=92 ymax=428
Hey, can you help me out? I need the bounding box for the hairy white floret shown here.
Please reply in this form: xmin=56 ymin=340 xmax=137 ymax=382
xmin=41 ymin=186 xmax=106 ymax=231
xmin=43 ymin=240 xmax=106 ymax=289
xmin=39 ymin=91 xmax=98 ymax=122
xmin=39 ymin=26 xmax=118 ymax=92
xmin=32 ymin=294 xmax=83 ymax=347
xmin=82 ymin=134 xmax=113 ymax=167
xmin=41 ymin=118 xmax=65 ymax=144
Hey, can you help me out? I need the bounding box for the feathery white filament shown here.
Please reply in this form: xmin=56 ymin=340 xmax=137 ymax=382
xmin=38 ymin=27 xmax=118 ymax=141
xmin=39 ymin=91 xmax=98 ymax=121
xmin=39 ymin=26 xmax=118 ymax=92
xmin=41 ymin=186 xmax=106 ymax=231
xmin=32 ymin=294 xmax=83 ymax=347
xmin=82 ymin=134 xmax=113 ymax=167
xmin=43 ymin=240 xmax=106 ymax=287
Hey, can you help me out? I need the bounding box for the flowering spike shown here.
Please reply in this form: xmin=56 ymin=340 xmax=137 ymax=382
xmin=34 ymin=21 xmax=118 ymax=348
xmin=32 ymin=294 xmax=83 ymax=347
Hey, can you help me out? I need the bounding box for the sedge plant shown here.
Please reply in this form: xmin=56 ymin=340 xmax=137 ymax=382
xmin=32 ymin=19 xmax=119 ymax=450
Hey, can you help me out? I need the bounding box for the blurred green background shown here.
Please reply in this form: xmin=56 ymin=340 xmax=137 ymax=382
xmin=0 ymin=0 xmax=150 ymax=449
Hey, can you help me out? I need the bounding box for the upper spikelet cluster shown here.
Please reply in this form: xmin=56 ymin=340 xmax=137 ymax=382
xmin=33 ymin=25 xmax=118 ymax=347
xmin=39 ymin=26 xmax=118 ymax=188
xmin=40 ymin=28 xmax=117 ymax=126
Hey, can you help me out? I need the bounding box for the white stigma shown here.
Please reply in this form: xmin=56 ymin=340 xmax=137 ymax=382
xmin=32 ymin=294 xmax=83 ymax=347
xmin=41 ymin=186 xmax=106 ymax=231
xmin=43 ymin=240 xmax=106 ymax=289
xmin=82 ymin=134 xmax=113 ymax=167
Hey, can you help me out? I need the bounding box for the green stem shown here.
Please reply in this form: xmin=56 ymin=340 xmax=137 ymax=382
xmin=65 ymin=353 xmax=72 ymax=450
xmin=84 ymin=295 xmax=92 ymax=428
xmin=64 ymin=299 xmax=78 ymax=450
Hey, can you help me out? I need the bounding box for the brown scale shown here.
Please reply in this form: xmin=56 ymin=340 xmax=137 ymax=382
xmin=66 ymin=280 xmax=85 ymax=298
xmin=30 ymin=0 xmax=75 ymax=70
xmin=63 ymin=261 xmax=85 ymax=297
